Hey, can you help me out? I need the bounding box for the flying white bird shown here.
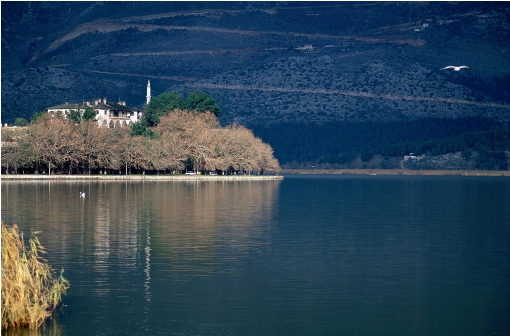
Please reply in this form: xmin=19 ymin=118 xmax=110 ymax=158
xmin=441 ymin=65 xmax=470 ymax=71
xmin=80 ymin=192 xmax=86 ymax=198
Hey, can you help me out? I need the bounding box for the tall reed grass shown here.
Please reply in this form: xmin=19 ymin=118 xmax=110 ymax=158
xmin=1 ymin=223 xmax=70 ymax=330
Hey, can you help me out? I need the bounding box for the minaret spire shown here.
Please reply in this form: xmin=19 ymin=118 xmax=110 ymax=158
xmin=146 ymin=79 xmax=151 ymax=104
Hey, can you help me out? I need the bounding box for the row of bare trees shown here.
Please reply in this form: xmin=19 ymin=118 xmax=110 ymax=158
xmin=1 ymin=110 xmax=281 ymax=175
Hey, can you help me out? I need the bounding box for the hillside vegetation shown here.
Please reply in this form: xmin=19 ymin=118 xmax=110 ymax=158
xmin=252 ymin=117 xmax=509 ymax=169
xmin=2 ymin=2 xmax=509 ymax=167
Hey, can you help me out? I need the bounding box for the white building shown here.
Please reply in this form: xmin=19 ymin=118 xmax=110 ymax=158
xmin=47 ymin=80 xmax=151 ymax=128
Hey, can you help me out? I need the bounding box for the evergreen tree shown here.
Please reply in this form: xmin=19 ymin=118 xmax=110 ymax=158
xmin=13 ymin=117 xmax=27 ymax=127
xmin=82 ymin=107 xmax=96 ymax=121
xmin=185 ymin=91 xmax=221 ymax=117
xmin=144 ymin=92 xmax=185 ymax=126
xmin=67 ymin=109 xmax=81 ymax=124
xmin=31 ymin=110 xmax=47 ymax=122
xmin=130 ymin=120 xmax=158 ymax=139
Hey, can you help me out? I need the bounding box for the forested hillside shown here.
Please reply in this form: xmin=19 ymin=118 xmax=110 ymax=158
xmin=2 ymin=2 xmax=509 ymax=169
xmin=252 ymin=117 xmax=510 ymax=169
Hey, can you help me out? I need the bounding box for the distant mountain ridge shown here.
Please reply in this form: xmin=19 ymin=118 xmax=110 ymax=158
xmin=2 ymin=2 xmax=509 ymax=167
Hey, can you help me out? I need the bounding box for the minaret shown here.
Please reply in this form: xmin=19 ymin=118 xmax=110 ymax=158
xmin=146 ymin=80 xmax=151 ymax=104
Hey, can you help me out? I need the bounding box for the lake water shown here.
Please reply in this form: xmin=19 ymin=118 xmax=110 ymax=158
xmin=1 ymin=175 xmax=509 ymax=336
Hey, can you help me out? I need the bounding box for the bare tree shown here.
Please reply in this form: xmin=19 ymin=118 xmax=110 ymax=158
xmin=218 ymin=124 xmax=281 ymax=174
xmin=1 ymin=127 xmax=31 ymax=174
xmin=220 ymin=124 xmax=258 ymax=173
xmin=1 ymin=142 xmax=21 ymax=174
xmin=256 ymin=141 xmax=281 ymax=174
xmin=117 ymin=129 xmax=154 ymax=174
xmin=28 ymin=115 xmax=81 ymax=174
xmin=153 ymin=132 xmax=187 ymax=173
xmin=78 ymin=121 xmax=121 ymax=174
xmin=186 ymin=118 xmax=217 ymax=173
xmin=157 ymin=110 xmax=219 ymax=173
xmin=9 ymin=106 xmax=280 ymax=176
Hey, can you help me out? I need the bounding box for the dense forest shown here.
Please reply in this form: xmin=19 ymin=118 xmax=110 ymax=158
xmin=1 ymin=108 xmax=281 ymax=176
xmin=252 ymin=117 xmax=510 ymax=170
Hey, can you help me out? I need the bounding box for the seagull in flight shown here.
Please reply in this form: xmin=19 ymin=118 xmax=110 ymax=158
xmin=441 ymin=65 xmax=470 ymax=71
xmin=80 ymin=191 xmax=86 ymax=198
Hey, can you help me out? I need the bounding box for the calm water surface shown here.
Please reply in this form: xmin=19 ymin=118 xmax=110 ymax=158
xmin=1 ymin=175 xmax=509 ymax=336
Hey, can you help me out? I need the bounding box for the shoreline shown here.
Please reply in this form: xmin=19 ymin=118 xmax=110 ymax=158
xmin=281 ymin=169 xmax=510 ymax=176
xmin=2 ymin=169 xmax=510 ymax=180
xmin=0 ymin=174 xmax=284 ymax=181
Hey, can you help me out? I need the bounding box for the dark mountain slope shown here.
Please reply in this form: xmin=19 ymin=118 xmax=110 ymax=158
xmin=2 ymin=2 xmax=509 ymax=166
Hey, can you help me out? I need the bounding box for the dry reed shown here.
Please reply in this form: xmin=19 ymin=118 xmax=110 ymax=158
xmin=1 ymin=222 xmax=70 ymax=330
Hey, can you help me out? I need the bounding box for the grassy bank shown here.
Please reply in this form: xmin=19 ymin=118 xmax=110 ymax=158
xmin=1 ymin=223 xmax=70 ymax=330
xmin=281 ymin=169 xmax=510 ymax=176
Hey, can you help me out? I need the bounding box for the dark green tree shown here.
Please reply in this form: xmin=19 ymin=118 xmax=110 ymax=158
xmin=360 ymin=148 xmax=375 ymax=162
xmin=185 ymin=91 xmax=221 ymax=117
xmin=82 ymin=107 xmax=96 ymax=121
xmin=31 ymin=110 xmax=47 ymax=123
xmin=13 ymin=117 xmax=27 ymax=127
xmin=339 ymin=152 xmax=357 ymax=164
xmin=130 ymin=120 xmax=158 ymax=139
xmin=131 ymin=121 xmax=147 ymax=136
xmin=67 ymin=109 xmax=81 ymax=124
xmin=145 ymin=92 xmax=185 ymax=126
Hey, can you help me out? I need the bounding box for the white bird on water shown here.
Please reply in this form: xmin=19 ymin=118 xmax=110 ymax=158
xmin=80 ymin=192 xmax=85 ymax=198
xmin=441 ymin=65 xmax=470 ymax=71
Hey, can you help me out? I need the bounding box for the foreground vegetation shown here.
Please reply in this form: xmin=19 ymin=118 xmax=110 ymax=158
xmin=1 ymin=223 xmax=70 ymax=330
xmin=1 ymin=109 xmax=281 ymax=175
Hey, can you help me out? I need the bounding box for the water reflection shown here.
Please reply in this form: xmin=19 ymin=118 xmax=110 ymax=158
xmin=2 ymin=177 xmax=508 ymax=336
xmin=2 ymin=180 xmax=280 ymax=259
xmin=1 ymin=180 xmax=281 ymax=334
xmin=2 ymin=319 xmax=64 ymax=336
xmin=144 ymin=226 xmax=151 ymax=308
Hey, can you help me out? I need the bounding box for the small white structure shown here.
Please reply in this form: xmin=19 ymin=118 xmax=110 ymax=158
xmin=295 ymin=44 xmax=317 ymax=52
xmin=146 ymin=79 xmax=151 ymax=104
